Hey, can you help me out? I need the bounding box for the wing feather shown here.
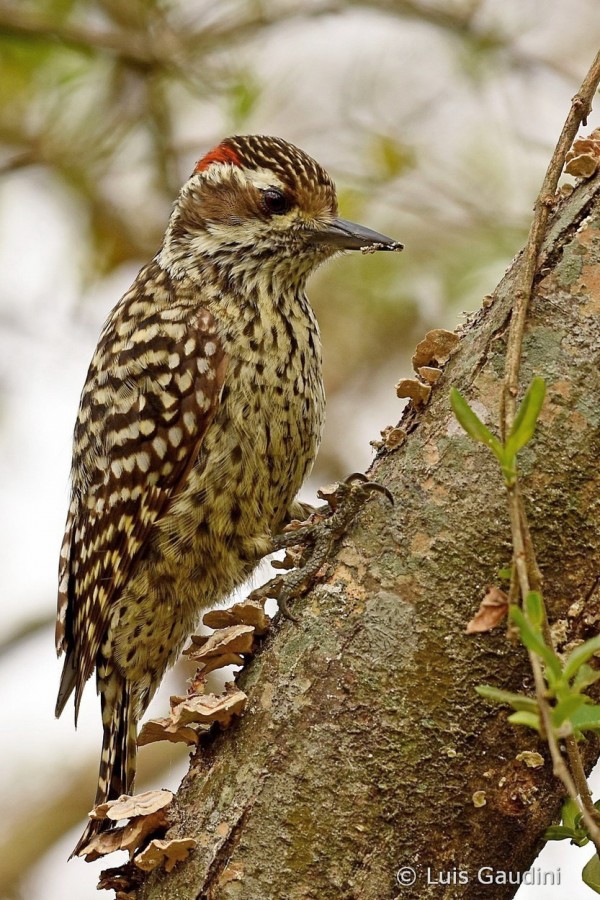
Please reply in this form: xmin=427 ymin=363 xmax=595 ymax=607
xmin=56 ymin=275 xmax=227 ymax=718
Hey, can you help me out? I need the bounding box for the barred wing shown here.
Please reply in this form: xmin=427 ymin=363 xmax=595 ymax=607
xmin=56 ymin=295 xmax=227 ymax=720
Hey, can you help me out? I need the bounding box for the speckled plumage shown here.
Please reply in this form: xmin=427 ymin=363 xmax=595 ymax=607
xmin=56 ymin=135 xmax=401 ymax=855
xmin=57 ymin=135 xmax=336 ymax=853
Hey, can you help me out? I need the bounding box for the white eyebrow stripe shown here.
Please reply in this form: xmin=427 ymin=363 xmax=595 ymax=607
xmin=242 ymin=169 xmax=286 ymax=192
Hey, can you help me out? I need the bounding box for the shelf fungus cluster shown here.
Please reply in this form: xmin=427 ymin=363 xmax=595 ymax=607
xmin=82 ymin=789 xmax=195 ymax=898
xmin=83 ymin=598 xmax=270 ymax=897
xmin=564 ymin=127 xmax=600 ymax=179
xmin=138 ymin=598 xmax=268 ymax=747
xmin=374 ymin=328 xmax=459 ymax=451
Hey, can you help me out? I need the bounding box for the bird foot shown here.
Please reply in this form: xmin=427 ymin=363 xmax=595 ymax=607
xmin=251 ymin=473 xmax=393 ymax=621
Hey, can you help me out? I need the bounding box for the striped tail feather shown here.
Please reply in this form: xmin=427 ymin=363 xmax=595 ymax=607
xmin=71 ymin=671 xmax=137 ymax=857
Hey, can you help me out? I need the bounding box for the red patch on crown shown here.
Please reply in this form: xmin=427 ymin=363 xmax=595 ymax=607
xmin=194 ymin=142 xmax=243 ymax=173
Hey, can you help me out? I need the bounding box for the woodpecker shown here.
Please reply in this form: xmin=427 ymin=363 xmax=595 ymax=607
xmin=55 ymin=134 xmax=402 ymax=854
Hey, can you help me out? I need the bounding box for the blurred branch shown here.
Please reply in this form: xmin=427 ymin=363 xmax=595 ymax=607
xmin=0 ymin=612 xmax=54 ymax=659
xmin=0 ymin=4 xmax=157 ymax=65
xmin=0 ymin=763 xmax=97 ymax=893
xmin=183 ymin=2 xmax=342 ymax=53
xmin=0 ymin=1 xmax=517 ymax=76
xmin=145 ymin=73 xmax=181 ymax=198
xmin=0 ymin=744 xmax=181 ymax=894
xmin=350 ymin=0 xmax=582 ymax=81
xmin=346 ymin=0 xmax=481 ymax=35
xmin=0 ymin=2 xmax=343 ymax=71
xmin=0 ymin=150 xmax=36 ymax=176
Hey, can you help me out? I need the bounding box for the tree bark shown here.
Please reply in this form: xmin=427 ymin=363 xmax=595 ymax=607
xmin=138 ymin=173 xmax=600 ymax=900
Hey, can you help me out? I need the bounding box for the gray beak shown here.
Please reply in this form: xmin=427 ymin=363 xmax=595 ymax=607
xmin=311 ymin=217 xmax=403 ymax=252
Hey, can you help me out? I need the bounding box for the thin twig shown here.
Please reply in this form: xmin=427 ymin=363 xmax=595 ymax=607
xmin=506 ymin=486 xmax=531 ymax=598
xmin=501 ymin=50 xmax=600 ymax=438
xmin=500 ymin=49 xmax=600 ymax=854
xmin=517 ymin=487 xmax=543 ymax=593
xmin=534 ymin=667 xmax=600 ymax=855
xmin=565 ymin=735 xmax=600 ymax=823
xmin=507 ymin=485 xmax=600 ymax=852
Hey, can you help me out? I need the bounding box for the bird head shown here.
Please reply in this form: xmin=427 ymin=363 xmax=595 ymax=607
xmin=160 ymin=134 xmax=403 ymax=289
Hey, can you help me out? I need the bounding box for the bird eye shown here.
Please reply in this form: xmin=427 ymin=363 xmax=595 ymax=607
xmin=262 ymin=188 xmax=289 ymax=216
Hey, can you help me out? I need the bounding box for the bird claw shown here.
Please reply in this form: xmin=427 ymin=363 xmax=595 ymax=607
xmin=267 ymin=472 xmax=394 ymax=619
xmin=246 ymin=572 xmax=301 ymax=622
xmin=275 ymin=590 xmax=300 ymax=623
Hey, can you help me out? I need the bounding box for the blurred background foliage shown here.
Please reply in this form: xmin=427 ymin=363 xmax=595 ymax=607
xmin=4 ymin=0 xmax=597 ymax=472
xmin=0 ymin=1 xmax=599 ymax=897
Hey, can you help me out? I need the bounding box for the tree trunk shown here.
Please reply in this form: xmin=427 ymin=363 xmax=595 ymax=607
xmin=138 ymin=173 xmax=600 ymax=900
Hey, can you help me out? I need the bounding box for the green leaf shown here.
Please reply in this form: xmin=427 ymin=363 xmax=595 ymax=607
xmin=524 ymin=591 xmax=544 ymax=628
xmin=501 ymin=457 xmax=517 ymax=486
xmin=227 ymin=71 xmax=261 ymax=129
xmin=509 ymin=606 xmax=562 ymax=678
xmin=544 ymin=825 xmax=579 ymax=841
xmin=571 ymin=828 xmax=590 ymax=847
xmin=563 ymin=635 xmax=600 ymax=681
xmin=505 ymin=377 xmax=546 ymax=458
xmin=583 ymin=853 xmax=600 ymax=894
xmin=497 ymin=565 xmax=513 ymax=581
xmin=552 ymin=694 xmax=588 ymax=728
xmin=570 ymin=704 xmax=600 ymax=732
xmin=476 ymin=685 xmax=538 ymax=712
xmin=573 ymin=664 xmax=600 ymax=692
xmin=508 ymin=710 xmax=541 ymax=732
xmin=574 ymin=833 xmax=592 ymax=847
xmin=450 ymin=389 xmax=504 ymax=460
xmin=370 ymin=134 xmax=416 ymax=179
xmin=562 ymin=797 xmax=581 ymax=831
xmin=545 ymin=804 xmax=590 ymax=847
xmin=545 ymin=819 xmax=590 ymax=846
